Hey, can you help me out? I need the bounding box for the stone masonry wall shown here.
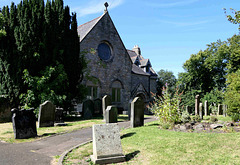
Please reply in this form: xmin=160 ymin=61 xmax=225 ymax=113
xmin=80 ymin=12 xmax=132 ymax=111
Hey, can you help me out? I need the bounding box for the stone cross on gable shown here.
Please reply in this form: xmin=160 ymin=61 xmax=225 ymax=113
xmin=104 ymin=2 xmax=109 ymax=12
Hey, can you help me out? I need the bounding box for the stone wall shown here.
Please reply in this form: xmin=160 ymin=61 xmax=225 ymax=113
xmin=131 ymin=73 xmax=150 ymax=100
xmin=150 ymin=77 xmax=157 ymax=96
xmin=80 ymin=12 xmax=132 ymax=111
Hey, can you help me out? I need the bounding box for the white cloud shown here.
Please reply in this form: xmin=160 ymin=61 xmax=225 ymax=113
xmin=73 ymin=0 xmax=124 ymax=17
xmin=146 ymin=0 xmax=200 ymax=8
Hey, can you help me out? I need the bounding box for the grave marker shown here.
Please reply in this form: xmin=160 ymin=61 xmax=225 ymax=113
xmin=105 ymin=105 xmax=118 ymax=123
xmin=38 ymin=101 xmax=56 ymax=128
xmin=131 ymin=97 xmax=144 ymax=128
xmin=91 ymin=123 xmax=125 ymax=164
xmin=12 ymin=108 xmax=37 ymax=139
xmin=102 ymin=95 xmax=111 ymax=121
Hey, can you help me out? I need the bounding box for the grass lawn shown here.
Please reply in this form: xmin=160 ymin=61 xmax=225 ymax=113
xmin=63 ymin=117 xmax=240 ymax=165
xmin=0 ymin=115 xmax=129 ymax=143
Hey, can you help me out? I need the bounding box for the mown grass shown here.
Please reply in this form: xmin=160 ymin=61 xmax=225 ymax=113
xmin=0 ymin=115 xmax=129 ymax=143
xmin=63 ymin=119 xmax=240 ymax=165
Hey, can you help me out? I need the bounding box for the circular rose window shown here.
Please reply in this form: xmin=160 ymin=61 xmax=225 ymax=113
xmin=97 ymin=43 xmax=112 ymax=61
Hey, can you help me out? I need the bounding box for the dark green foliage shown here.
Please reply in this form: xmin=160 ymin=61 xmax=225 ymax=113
xmin=225 ymin=70 xmax=240 ymax=119
xmin=0 ymin=0 xmax=86 ymax=109
xmin=156 ymin=69 xmax=176 ymax=97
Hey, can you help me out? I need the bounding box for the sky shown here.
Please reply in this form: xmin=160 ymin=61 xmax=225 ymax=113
xmin=1 ymin=0 xmax=240 ymax=77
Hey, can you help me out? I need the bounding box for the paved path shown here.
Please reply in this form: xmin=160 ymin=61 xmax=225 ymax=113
xmin=0 ymin=117 xmax=156 ymax=165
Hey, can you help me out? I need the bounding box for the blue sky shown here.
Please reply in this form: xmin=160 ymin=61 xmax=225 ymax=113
xmin=1 ymin=0 xmax=240 ymax=77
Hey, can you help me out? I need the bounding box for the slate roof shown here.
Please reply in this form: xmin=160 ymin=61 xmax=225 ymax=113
xmin=77 ymin=15 xmax=102 ymax=42
xmin=132 ymin=64 xmax=150 ymax=76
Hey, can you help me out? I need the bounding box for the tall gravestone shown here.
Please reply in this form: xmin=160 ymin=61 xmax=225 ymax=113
xmin=186 ymin=105 xmax=190 ymax=114
xmin=91 ymin=123 xmax=125 ymax=164
xmin=105 ymin=106 xmax=118 ymax=123
xmin=93 ymin=98 xmax=102 ymax=116
xmin=204 ymin=100 xmax=209 ymax=116
xmin=218 ymin=104 xmax=223 ymax=115
xmin=82 ymin=99 xmax=94 ymax=119
xmin=195 ymin=95 xmax=200 ymax=115
xmin=38 ymin=101 xmax=56 ymax=128
xmin=223 ymin=105 xmax=227 ymax=117
xmin=131 ymin=97 xmax=144 ymax=128
xmin=12 ymin=108 xmax=37 ymax=139
xmin=102 ymin=95 xmax=111 ymax=121
xmin=199 ymin=103 xmax=203 ymax=119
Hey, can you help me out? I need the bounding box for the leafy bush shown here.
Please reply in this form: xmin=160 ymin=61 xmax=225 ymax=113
xmin=231 ymin=113 xmax=240 ymax=122
xmin=151 ymin=85 xmax=182 ymax=128
xmin=181 ymin=111 xmax=191 ymax=123
xmin=225 ymin=69 xmax=240 ymax=120
xmin=191 ymin=115 xmax=201 ymax=122
xmin=210 ymin=115 xmax=218 ymax=122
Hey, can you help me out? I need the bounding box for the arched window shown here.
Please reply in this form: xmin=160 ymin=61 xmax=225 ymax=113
xmin=111 ymin=81 xmax=122 ymax=103
xmin=97 ymin=42 xmax=112 ymax=61
xmin=86 ymin=77 xmax=101 ymax=100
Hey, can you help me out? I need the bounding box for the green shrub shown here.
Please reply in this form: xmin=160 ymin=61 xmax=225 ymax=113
xmin=181 ymin=111 xmax=191 ymax=123
xmin=225 ymin=70 xmax=240 ymax=119
xmin=210 ymin=115 xmax=218 ymax=122
xmin=231 ymin=113 xmax=240 ymax=122
xmin=151 ymin=85 xmax=182 ymax=128
xmin=191 ymin=115 xmax=201 ymax=122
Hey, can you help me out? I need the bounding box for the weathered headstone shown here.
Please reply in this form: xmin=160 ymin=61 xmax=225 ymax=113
xmin=82 ymin=99 xmax=94 ymax=119
xmin=54 ymin=108 xmax=67 ymax=126
xmin=12 ymin=108 xmax=37 ymax=139
xmin=195 ymin=95 xmax=200 ymax=115
xmin=204 ymin=100 xmax=209 ymax=116
xmin=223 ymin=105 xmax=227 ymax=117
xmin=218 ymin=104 xmax=223 ymax=115
xmin=38 ymin=101 xmax=56 ymax=128
xmin=102 ymin=95 xmax=111 ymax=121
xmin=91 ymin=123 xmax=125 ymax=164
xmin=186 ymin=105 xmax=190 ymax=114
xmin=131 ymin=97 xmax=144 ymax=128
xmin=93 ymin=98 xmax=102 ymax=116
xmin=105 ymin=105 xmax=118 ymax=123
xmin=199 ymin=103 xmax=203 ymax=119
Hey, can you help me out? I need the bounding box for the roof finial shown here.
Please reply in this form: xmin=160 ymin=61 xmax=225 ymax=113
xmin=104 ymin=2 xmax=109 ymax=13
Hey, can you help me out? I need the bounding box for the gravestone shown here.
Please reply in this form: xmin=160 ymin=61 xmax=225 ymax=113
xmin=82 ymin=99 xmax=94 ymax=119
xmin=186 ymin=105 xmax=190 ymax=114
xmin=93 ymin=98 xmax=102 ymax=116
xmin=102 ymin=95 xmax=111 ymax=121
xmin=91 ymin=123 xmax=125 ymax=164
xmin=218 ymin=104 xmax=223 ymax=115
xmin=55 ymin=108 xmax=67 ymax=126
xmin=195 ymin=95 xmax=200 ymax=115
xmin=12 ymin=108 xmax=37 ymax=139
xmin=199 ymin=103 xmax=203 ymax=119
xmin=105 ymin=105 xmax=118 ymax=123
xmin=223 ymin=105 xmax=227 ymax=117
xmin=131 ymin=97 xmax=144 ymax=128
xmin=204 ymin=100 xmax=209 ymax=116
xmin=38 ymin=101 xmax=56 ymax=128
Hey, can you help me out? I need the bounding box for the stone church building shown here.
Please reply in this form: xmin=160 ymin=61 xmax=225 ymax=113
xmin=76 ymin=7 xmax=157 ymax=112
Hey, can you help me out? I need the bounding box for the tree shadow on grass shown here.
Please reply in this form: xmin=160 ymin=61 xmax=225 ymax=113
xmin=147 ymin=123 xmax=159 ymax=127
xmin=125 ymin=150 xmax=140 ymax=161
xmin=121 ymin=132 xmax=136 ymax=139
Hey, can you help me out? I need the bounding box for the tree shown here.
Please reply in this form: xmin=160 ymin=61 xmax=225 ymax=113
xmin=0 ymin=13 xmax=6 ymax=38
xmin=224 ymin=8 xmax=240 ymax=31
xmin=0 ymin=0 xmax=86 ymax=110
xmin=224 ymin=69 xmax=240 ymax=118
xmin=156 ymin=69 xmax=176 ymax=97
